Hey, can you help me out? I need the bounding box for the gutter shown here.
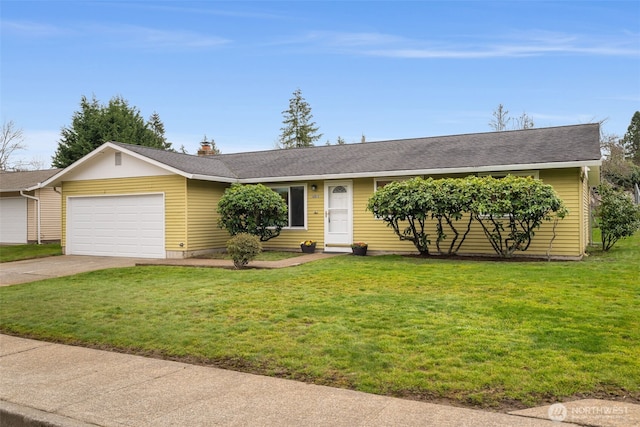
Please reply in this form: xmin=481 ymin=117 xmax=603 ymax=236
xmin=19 ymin=190 xmax=41 ymax=244
xmin=239 ymin=160 xmax=603 ymax=184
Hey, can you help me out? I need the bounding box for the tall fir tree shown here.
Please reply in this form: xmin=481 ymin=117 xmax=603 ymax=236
xmin=278 ymin=89 xmax=322 ymax=148
xmin=52 ymin=95 xmax=171 ymax=168
xmin=622 ymin=111 xmax=640 ymax=166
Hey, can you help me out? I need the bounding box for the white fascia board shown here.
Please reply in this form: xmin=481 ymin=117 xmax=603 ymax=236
xmin=38 ymin=142 xmax=193 ymax=188
xmin=239 ymin=160 xmax=602 ymax=184
xmin=191 ymin=174 xmax=238 ymax=184
xmin=38 ymin=142 xmax=114 ymax=188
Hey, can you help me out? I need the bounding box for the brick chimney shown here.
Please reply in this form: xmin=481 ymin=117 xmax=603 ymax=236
xmin=197 ymin=141 xmax=215 ymax=156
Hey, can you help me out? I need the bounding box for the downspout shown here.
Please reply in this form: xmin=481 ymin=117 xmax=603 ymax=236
xmin=20 ymin=190 xmax=41 ymax=244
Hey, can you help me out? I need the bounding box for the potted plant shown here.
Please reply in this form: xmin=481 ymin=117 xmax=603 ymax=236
xmin=351 ymin=242 xmax=368 ymax=256
xmin=300 ymin=240 xmax=317 ymax=253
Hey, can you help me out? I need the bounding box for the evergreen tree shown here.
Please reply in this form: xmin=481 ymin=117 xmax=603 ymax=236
xmin=52 ymin=95 xmax=171 ymax=168
xmin=278 ymin=89 xmax=322 ymax=148
xmin=622 ymin=111 xmax=640 ymax=166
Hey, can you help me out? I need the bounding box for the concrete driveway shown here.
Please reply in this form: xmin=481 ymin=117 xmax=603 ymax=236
xmin=0 ymin=256 xmax=142 ymax=286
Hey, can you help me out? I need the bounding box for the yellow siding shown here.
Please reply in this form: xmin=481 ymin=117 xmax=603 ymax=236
xmin=61 ymin=175 xmax=186 ymax=252
xmin=262 ymin=181 xmax=325 ymax=251
xmin=353 ymin=169 xmax=585 ymax=258
xmin=186 ymin=180 xmax=231 ymax=251
xmin=59 ymin=169 xmax=587 ymax=258
xmin=354 ymin=178 xmax=417 ymax=252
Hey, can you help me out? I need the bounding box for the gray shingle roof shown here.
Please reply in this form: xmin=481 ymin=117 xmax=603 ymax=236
xmin=0 ymin=169 xmax=63 ymax=191
xmin=111 ymin=142 xmax=238 ymax=179
xmin=113 ymin=124 xmax=601 ymax=181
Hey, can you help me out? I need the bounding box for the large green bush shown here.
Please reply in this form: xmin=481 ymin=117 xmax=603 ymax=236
xmin=431 ymin=178 xmax=475 ymax=255
xmin=366 ymin=178 xmax=434 ymax=255
xmin=367 ymin=176 xmax=567 ymax=257
xmin=226 ymin=233 xmax=262 ymax=269
xmin=596 ymin=182 xmax=640 ymax=251
xmin=218 ymin=184 xmax=288 ymax=241
xmin=469 ymin=176 xmax=567 ymax=257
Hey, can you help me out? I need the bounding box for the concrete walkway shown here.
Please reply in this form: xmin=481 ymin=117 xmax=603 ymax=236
xmin=0 ymin=252 xmax=340 ymax=287
xmin=137 ymin=252 xmax=344 ymax=269
xmin=0 ymin=256 xmax=142 ymax=286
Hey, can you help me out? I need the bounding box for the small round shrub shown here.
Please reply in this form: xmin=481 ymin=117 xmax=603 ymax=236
xmin=226 ymin=233 xmax=262 ymax=269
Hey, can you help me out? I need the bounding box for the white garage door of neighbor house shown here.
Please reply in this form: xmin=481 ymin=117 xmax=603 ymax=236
xmin=0 ymin=197 xmax=28 ymax=244
xmin=67 ymin=194 xmax=165 ymax=258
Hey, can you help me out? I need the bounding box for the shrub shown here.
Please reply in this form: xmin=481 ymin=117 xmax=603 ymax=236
xmin=596 ymin=182 xmax=640 ymax=251
xmin=226 ymin=233 xmax=262 ymax=269
xmin=367 ymin=176 xmax=567 ymax=258
xmin=366 ymin=178 xmax=434 ymax=255
xmin=470 ymin=176 xmax=567 ymax=257
xmin=218 ymin=184 xmax=288 ymax=241
xmin=431 ymin=178 xmax=475 ymax=255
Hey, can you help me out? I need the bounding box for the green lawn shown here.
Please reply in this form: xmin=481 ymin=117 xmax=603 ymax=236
xmin=1 ymin=234 xmax=638 ymax=411
xmin=0 ymin=243 xmax=62 ymax=263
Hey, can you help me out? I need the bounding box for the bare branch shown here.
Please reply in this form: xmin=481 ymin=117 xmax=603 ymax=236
xmin=0 ymin=120 xmax=27 ymax=171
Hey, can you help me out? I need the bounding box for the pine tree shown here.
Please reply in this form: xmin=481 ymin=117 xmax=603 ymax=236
xmin=52 ymin=95 xmax=171 ymax=168
xmin=278 ymin=89 xmax=322 ymax=149
xmin=622 ymin=111 xmax=640 ymax=166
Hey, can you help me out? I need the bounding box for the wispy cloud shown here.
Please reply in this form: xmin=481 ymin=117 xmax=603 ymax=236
xmin=0 ymin=20 xmax=71 ymax=37
xmin=1 ymin=19 xmax=230 ymax=51
xmin=94 ymin=25 xmax=230 ymax=50
xmin=296 ymin=30 xmax=640 ymax=59
xmin=136 ymin=4 xmax=288 ymax=21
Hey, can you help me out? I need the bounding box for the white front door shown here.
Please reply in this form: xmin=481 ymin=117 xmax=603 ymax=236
xmin=324 ymin=181 xmax=352 ymax=252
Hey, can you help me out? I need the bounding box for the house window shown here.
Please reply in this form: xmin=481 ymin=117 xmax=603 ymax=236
xmin=115 ymin=152 xmax=122 ymax=166
xmin=273 ymin=185 xmax=306 ymax=228
xmin=478 ymin=170 xmax=539 ymax=179
xmin=374 ymin=177 xmax=412 ymax=191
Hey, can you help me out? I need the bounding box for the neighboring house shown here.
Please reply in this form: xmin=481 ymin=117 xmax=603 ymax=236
xmin=38 ymin=124 xmax=601 ymax=259
xmin=0 ymin=169 xmax=62 ymax=244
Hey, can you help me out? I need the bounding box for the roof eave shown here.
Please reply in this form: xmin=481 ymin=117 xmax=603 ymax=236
xmin=191 ymin=174 xmax=238 ymax=184
xmin=239 ymin=160 xmax=602 ymax=183
xmin=38 ymin=142 xmax=195 ymax=188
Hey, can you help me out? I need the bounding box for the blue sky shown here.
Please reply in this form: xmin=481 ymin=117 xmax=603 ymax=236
xmin=1 ymin=0 xmax=639 ymax=167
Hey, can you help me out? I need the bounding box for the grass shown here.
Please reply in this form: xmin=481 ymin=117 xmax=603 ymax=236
xmin=1 ymin=234 xmax=638 ymax=411
xmin=0 ymin=243 xmax=62 ymax=263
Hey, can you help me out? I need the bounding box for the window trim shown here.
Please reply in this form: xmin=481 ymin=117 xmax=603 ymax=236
xmin=270 ymin=184 xmax=308 ymax=230
xmin=373 ymin=176 xmax=414 ymax=192
xmin=478 ymin=170 xmax=539 ymax=179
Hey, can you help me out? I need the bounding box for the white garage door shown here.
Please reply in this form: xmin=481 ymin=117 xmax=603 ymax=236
xmin=67 ymin=194 xmax=165 ymax=258
xmin=0 ymin=197 xmax=28 ymax=244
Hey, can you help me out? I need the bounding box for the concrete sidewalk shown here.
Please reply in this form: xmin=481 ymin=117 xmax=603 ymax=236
xmin=3 ymin=335 xmax=638 ymax=427
xmin=0 ymin=335 xmax=567 ymax=427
